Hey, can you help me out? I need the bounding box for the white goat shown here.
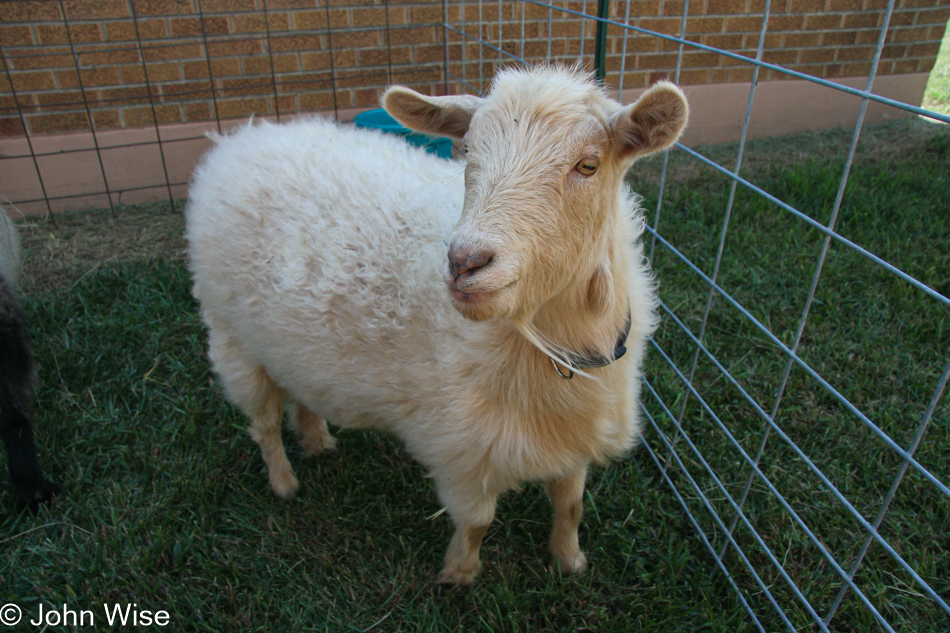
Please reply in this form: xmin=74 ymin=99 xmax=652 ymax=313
xmin=186 ymin=66 xmax=688 ymax=584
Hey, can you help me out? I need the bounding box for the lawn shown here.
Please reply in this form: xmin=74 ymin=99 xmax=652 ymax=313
xmin=2 ymin=117 xmax=948 ymax=632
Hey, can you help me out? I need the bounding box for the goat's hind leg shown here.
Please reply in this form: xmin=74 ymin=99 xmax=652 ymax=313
xmin=208 ymin=331 xmax=297 ymax=498
xmin=288 ymin=403 xmax=336 ymax=456
xmin=546 ymin=466 xmax=589 ymax=575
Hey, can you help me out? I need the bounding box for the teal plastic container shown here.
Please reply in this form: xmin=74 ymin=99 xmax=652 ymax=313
xmin=354 ymin=108 xmax=453 ymax=159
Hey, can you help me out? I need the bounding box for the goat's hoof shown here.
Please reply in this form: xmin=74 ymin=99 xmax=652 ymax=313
xmin=437 ymin=562 xmax=480 ymax=586
xmin=14 ymin=480 xmax=60 ymax=512
xmin=301 ymin=433 xmax=337 ymax=457
xmin=269 ymin=472 xmax=299 ymax=499
xmin=552 ymin=551 xmax=588 ymax=575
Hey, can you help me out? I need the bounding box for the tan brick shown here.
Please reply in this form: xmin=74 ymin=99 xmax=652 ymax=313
xmin=770 ymin=14 xmax=807 ymax=30
xmin=266 ymin=0 xmax=314 ymax=9
xmin=763 ymin=48 xmax=799 ymax=64
xmin=183 ymin=101 xmax=211 ymax=121
xmin=410 ymin=44 xmax=443 ymax=65
xmin=206 ymin=39 xmax=262 ymax=56
xmin=331 ymin=49 xmax=356 ymax=68
xmin=232 ymin=12 xmax=292 ymax=33
xmin=103 ymin=19 xmax=168 ymax=42
xmin=123 ymin=103 xmax=182 ymax=126
xmin=889 ymin=25 xmax=931 ymax=42
xmin=687 ymin=16 xmax=725 ymax=33
xmin=730 ymin=66 xmax=755 ymax=81
xmin=822 ymin=30 xmax=858 ymax=45
xmin=1 ymin=26 xmax=36 ymax=47
xmin=143 ymin=42 xmax=202 ymax=61
xmin=10 ymin=49 xmax=74 ymax=70
xmin=293 ymin=10 xmax=328 ymax=31
xmin=170 ymin=16 xmax=229 ymax=37
xmin=200 ymin=0 xmax=255 ymax=11
xmin=131 ymin=0 xmax=195 ymax=17
xmin=800 ymin=47 xmax=836 ymax=62
xmin=33 ymin=90 xmax=83 ymax=110
xmin=55 ymin=66 xmax=120 ymax=89
xmin=299 ymin=91 xmax=336 ymax=112
xmin=784 ymin=31 xmax=821 ymax=46
xmin=80 ymin=45 xmax=140 ymax=66
xmin=301 ymin=51 xmax=332 ymax=70
xmin=789 ymin=0 xmax=828 ymax=11
xmin=908 ymin=41 xmax=941 ymax=57
xmin=706 ymin=0 xmax=748 ymax=14
xmin=835 ymin=44 xmax=876 ymax=60
xmin=408 ymin=5 xmax=442 ymax=25
xmin=855 ymin=29 xmax=882 ymax=44
xmin=11 ymin=70 xmax=57 ymax=92
xmin=245 ymin=50 xmax=296 ymax=77
xmin=702 ymin=33 xmax=744 ymax=49
xmin=268 ymin=33 xmax=324 ymax=53
xmin=679 ymin=68 xmax=712 ymax=83
xmin=64 ymin=0 xmax=130 ymax=20
xmin=93 ymin=109 xmax=121 ymax=129
xmin=680 ymin=50 xmax=722 ymax=67
xmin=29 ymin=111 xmax=90 ymax=134
xmin=331 ymin=29 xmax=383 ymax=48
xmin=215 ymin=96 xmax=268 ymax=119
xmin=725 ymin=16 xmax=763 ymax=31
xmin=163 ymin=79 xmax=212 ymax=99
xmin=842 ymin=11 xmax=881 ymax=28
xmin=805 ymin=13 xmax=843 ymax=29
xmin=100 ymin=85 xmax=155 ymax=105
xmin=221 ymin=77 xmax=273 ymax=97
xmin=0 ymin=2 xmax=62 ymax=22
xmin=828 ymin=0 xmax=863 ymax=9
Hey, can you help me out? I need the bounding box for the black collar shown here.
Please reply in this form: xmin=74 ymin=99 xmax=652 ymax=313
xmin=554 ymin=308 xmax=632 ymax=379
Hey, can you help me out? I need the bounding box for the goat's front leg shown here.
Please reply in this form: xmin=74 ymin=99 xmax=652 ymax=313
xmin=546 ymin=466 xmax=589 ymax=575
xmin=435 ymin=479 xmax=497 ymax=585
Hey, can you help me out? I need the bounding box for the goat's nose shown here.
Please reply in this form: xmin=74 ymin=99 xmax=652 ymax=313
xmin=448 ymin=245 xmax=494 ymax=280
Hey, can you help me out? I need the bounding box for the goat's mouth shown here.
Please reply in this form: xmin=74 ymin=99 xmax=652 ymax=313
xmin=446 ymin=279 xmax=517 ymax=319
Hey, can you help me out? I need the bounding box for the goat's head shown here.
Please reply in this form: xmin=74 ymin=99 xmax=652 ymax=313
xmin=384 ymin=66 xmax=687 ymax=323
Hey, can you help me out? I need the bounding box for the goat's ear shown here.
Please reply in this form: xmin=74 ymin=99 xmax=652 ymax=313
xmin=382 ymin=87 xmax=483 ymax=141
xmin=612 ymin=81 xmax=688 ymax=159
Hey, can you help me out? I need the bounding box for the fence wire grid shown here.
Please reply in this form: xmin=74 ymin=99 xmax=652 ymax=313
xmin=2 ymin=0 xmax=948 ymax=630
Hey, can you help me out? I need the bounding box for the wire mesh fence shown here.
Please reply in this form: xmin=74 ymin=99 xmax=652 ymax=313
xmin=440 ymin=0 xmax=948 ymax=630
xmin=2 ymin=0 xmax=948 ymax=630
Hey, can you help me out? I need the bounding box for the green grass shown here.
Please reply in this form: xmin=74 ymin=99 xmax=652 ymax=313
xmin=2 ymin=119 xmax=948 ymax=632
xmin=922 ymin=23 xmax=950 ymax=116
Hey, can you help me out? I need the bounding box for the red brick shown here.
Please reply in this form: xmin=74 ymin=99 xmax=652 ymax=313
xmin=0 ymin=117 xmax=27 ymax=137
xmin=221 ymin=77 xmax=273 ymax=97
xmin=821 ymin=30 xmax=858 ymax=45
xmin=330 ymin=29 xmax=383 ymax=48
xmin=301 ymin=51 xmax=333 ymax=70
xmin=789 ymin=0 xmax=828 ymax=11
xmin=163 ymin=79 xmax=213 ymax=99
xmin=123 ymin=103 xmax=182 ymax=126
xmin=843 ymin=12 xmax=882 ymax=28
xmin=244 ymin=53 xmax=300 ymax=74
xmin=28 ymin=111 xmax=90 ymax=134
xmin=56 ymin=66 xmax=121 ymax=89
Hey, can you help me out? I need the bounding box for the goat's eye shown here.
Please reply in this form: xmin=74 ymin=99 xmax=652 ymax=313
xmin=574 ymin=157 xmax=599 ymax=176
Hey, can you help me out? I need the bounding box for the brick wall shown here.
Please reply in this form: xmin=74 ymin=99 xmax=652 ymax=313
xmin=0 ymin=0 xmax=448 ymax=137
xmin=445 ymin=0 xmax=949 ymax=93
xmin=1 ymin=0 xmax=947 ymax=138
